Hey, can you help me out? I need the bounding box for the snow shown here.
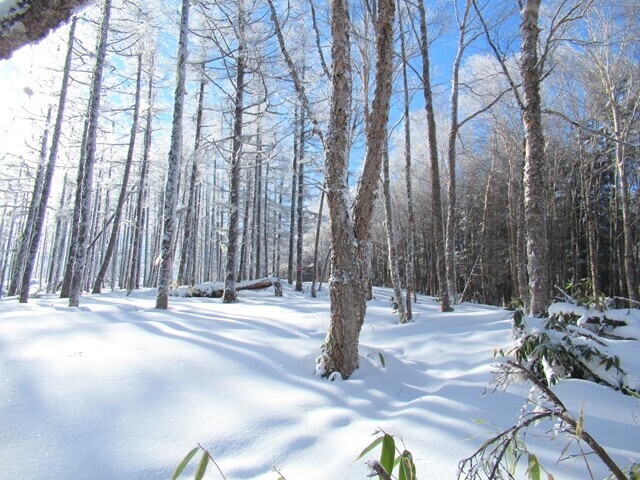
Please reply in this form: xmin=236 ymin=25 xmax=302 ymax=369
xmin=1 ymin=285 xmax=638 ymax=479
xmin=0 ymin=0 xmax=24 ymax=22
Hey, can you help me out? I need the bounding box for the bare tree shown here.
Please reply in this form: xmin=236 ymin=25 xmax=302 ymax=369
xmin=18 ymin=17 xmax=77 ymax=303
xmin=222 ymin=0 xmax=248 ymax=303
xmin=155 ymin=0 xmax=190 ymax=309
xmin=68 ymin=0 xmax=111 ymax=307
xmin=417 ymin=0 xmax=452 ymax=312
xmin=92 ymin=53 xmax=142 ymax=294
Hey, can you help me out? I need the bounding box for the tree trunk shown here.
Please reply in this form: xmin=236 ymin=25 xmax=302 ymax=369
xmin=68 ymin=0 xmax=111 ymax=307
xmin=520 ymin=0 xmax=549 ymax=316
xmin=10 ymin=106 xmax=51 ymax=298
xmin=177 ymin=77 xmax=205 ymax=286
xmin=288 ymin=104 xmax=298 ymax=285
xmin=398 ymin=0 xmax=416 ymax=318
xmin=320 ymin=0 xmax=395 ymax=380
xmin=445 ymin=0 xmax=473 ymax=305
xmin=295 ymin=103 xmax=306 ymax=292
xmin=310 ymin=187 xmax=325 ymax=298
xmin=92 ymin=53 xmax=142 ymax=294
xmin=20 ymin=20 xmax=76 ymax=301
xmin=222 ymin=3 xmax=246 ymax=304
xmin=318 ymin=0 xmax=360 ymax=379
xmin=382 ymin=146 xmax=406 ymax=323
xmin=418 ymin=0 xmax=452 ymax=312
xmin=155 ymin=0 xmax=189 ymax=309
xmin=611 ymin=102 xmax=638 ymax=303
xmin=126 ymin=55 xmax=154 ymax=292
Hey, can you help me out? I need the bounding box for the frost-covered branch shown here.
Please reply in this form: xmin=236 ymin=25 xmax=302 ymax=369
xmin=0 ymin=0 xmax=92 ymax=60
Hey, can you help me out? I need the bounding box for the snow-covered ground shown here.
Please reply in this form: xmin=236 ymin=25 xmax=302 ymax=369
xmin=1 ymin=284 xmax=638 ymax=479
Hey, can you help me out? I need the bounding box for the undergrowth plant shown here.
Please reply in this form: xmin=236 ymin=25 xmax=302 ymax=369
xmin=459 ymin=299 xmax=639 ymax=480
xmin=357 ymin=430 xmax=416 ymax=480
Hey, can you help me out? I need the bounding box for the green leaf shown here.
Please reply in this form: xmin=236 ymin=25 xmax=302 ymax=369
xmin=355 ymin=435 xmax=384 ymax=461
xmin=513 ymin=309 xmax=524 ymax=327
xmin=171 ymin=446 xmax=200 ymax=480
xmin=527 ymin=454 xmax=541 ymax=480
xmin=378 ymin=352 xmax=386 ymax=368
xmin=575 ymin=410 xmax=584 ymax=437
xmin=472 ymin=418 xmax=491 ymax=425
xmin=380 ymin=434 xmax=395 ymax=478
xmin=194 ymin=450 xmax=210 ymax=480
xmin=398 ymin=451 xmax=416 ymax=480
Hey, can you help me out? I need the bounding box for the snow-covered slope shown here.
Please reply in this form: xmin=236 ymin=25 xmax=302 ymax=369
xmin=1 ymin=285 xmax=638 ymax=479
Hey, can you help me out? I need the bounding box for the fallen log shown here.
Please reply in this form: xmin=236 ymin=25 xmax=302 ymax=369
xmin=171 ymin=276 xmax=282 ymax=298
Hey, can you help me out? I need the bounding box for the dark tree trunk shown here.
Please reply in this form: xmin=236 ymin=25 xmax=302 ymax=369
xmin=418 ymin=0 xmax=452 ymax=312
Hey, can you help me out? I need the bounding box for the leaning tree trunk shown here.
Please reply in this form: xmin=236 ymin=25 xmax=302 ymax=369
xmin=418 ymin=0 xmax=452 ymax=312
xmin=92 ymin=53 xmax=142 ymax=294
xmin=68 ymin=0 xmax=111 ymax=307
xmin=222 ymin=4 xmax=246 ymax=304
xmin=320 ymin=0 xmax=395 ymax=380
xmin=155 ymin=0 xmax=189 ymax=309
xmin=520 ymin=0 xmax=549 ymax=316
xmin=19 ymin=17 xmax=77 ymax=303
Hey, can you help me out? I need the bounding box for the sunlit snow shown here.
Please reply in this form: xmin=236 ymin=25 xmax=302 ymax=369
xmin=1 ymin=285 xmax=638 ymax=479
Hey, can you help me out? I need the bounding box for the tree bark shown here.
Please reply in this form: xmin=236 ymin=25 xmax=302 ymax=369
xmin=319 ymin=0 xmax=395 ymax=379
xmin=520 ymin=0 xmax=549 ymax=316
xmin=418 ymin=0 xmax=452 ymax=312
xmin=155 ymin=0 xmax=189 ymax=309
xmin=445 ymin=0 xmax=473 ymax=305
xmin=295 ymin=102 xmax=306 ymax=292
xmin=318 ymin=0 xmax=361 ymax=379
xmin=382 ymin=146 xmax=406 ymax=323
xmin=398 ymin=0 xmax=416 ymax=318
xmin=9 ymin=107 xmax=51 ymax=298
xmin=177 ymin=77 xmax=205 ymax=286
xmin=310 ymin=186 xmax=325 ymax=298
xmin=92 ymin=53 xmax=142 ymax=294
xmin=287 ymin=105 xmax=298 ymax=285
xmin=125 ymin=54 xmax=154 ymax=292
xmin=222 ymin=2 xmax=247 ymax=304
xmin=18 ymin=17 xmax=76 ymax=302
xmin=68 ymin=0 xmax=111 ymax=307
xmin=0 ymin=0 xmax=91 ymax=60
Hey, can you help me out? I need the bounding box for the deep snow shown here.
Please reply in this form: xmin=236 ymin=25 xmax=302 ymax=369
xmin=1 ymin=284 xmax=638 ymax=479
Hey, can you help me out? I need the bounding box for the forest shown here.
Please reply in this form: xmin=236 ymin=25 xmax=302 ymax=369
xmin=1 ymin=0 xmax=639 ymax=379
xmin=0 ymin=1 xmax=639 ymax=478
